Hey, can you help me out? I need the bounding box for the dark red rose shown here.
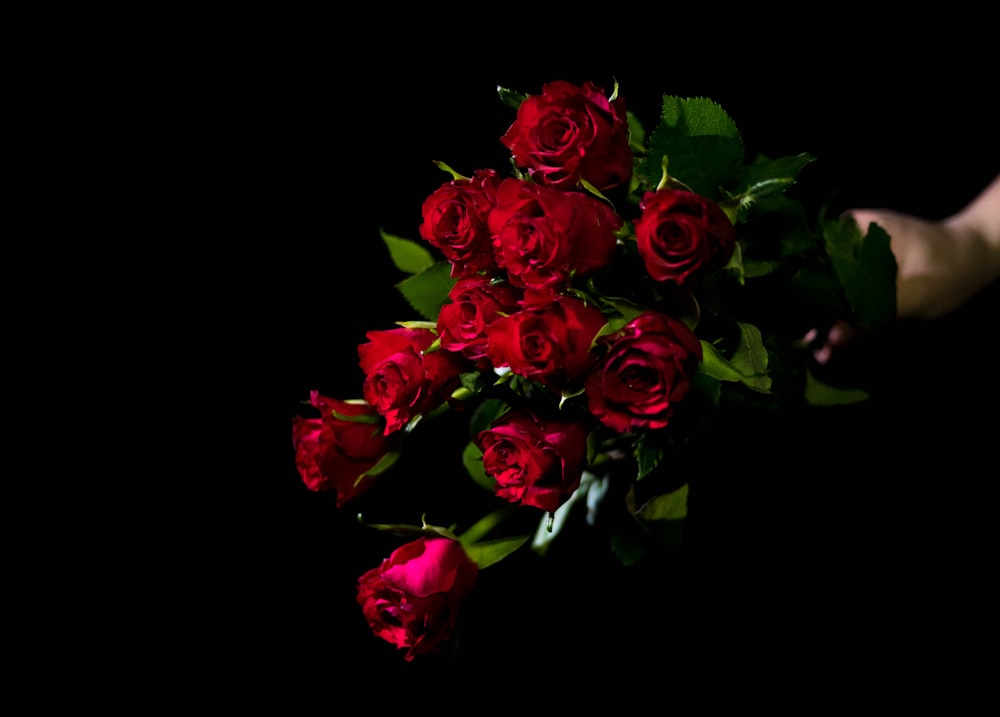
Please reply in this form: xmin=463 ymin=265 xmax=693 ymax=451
xmin=476 ymin=408 xmax=589 ymax=513
xmin=585 ymin=310 xmax=703 ymax=432
xmin=436 ymin=276 xmax=523 ymax=364
xmin=356 ymin=536 xmax=479 ymax=662
xmin=500 ymin=80 xmax=633 ymax=191
xmin=488 ymin=177 xmax=621 ymax=305
xmin=291 ymin=391 xmax=392 ymax=506
xmin=358 ymin=326 xmax=470 ymax=435
xmin=419 ymin=168 xmax=502 ymax=278
xmin=634 ymin=188 xmax=736 ymax=285
xmin=485 ymin=295 xmax=607 ymax=392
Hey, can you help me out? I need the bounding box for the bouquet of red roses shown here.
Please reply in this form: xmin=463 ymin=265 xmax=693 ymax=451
xmin=291 ymin=79 xmax=896 ymax=661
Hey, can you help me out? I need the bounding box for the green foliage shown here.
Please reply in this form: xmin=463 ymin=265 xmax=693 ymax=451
xmin=804 ymin=369 xmax=870 ymax=406
xmin=623 ymin=483 xmax=688 ymax=553
xmin=698 ymin=323 xmax=772 ymax=394
xmin=457 ymin=505 xmax=517 ymax=545
xmin=644 ymin=96 xmax=744 ymax=197
xmin=394 ymin=261 xmax=456 ymax=322
xmin=634 ymin=483 xmax=689 ymax=521
xmin=634 ymin=433 xmax=664 ymax=480
xmin=462 ymin=441 xmax=495 ymax=492
xmin=380 ymin=230 xmax=436 ymax=275
xmin=464 ymin=535 xmax=531 ymax=569
xmin=358 ymin=449 xmax=401 ymax=480
xmin=821 ymin=216 xmax=897 ymax=328
xmin=496 ymin=85 xmax=527 ymax=111
xmin=729 ymin=153 xmax=816 ymax=222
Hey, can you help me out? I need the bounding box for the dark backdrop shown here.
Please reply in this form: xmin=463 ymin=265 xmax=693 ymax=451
xmin=210 ymin=38 xmax=998 ymax=686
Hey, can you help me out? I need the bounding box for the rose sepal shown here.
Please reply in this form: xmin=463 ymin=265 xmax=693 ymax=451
xmin=430 ymin=160 xmax=467 ymax=181
xmin=353 ymin=449 xmax=401 ymax=487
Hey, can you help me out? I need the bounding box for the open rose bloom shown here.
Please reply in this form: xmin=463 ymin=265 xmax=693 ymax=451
xmin=294 ymin=79 xmax=895 ymax=661
xmin=356 ymin=537 xmax=478 ymax=661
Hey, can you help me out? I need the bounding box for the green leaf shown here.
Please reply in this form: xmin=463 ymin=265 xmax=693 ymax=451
xmin=725 ymin=154 xmax=815 ymax=223
xmin=644 ymin=96 xmax=744 ymax=198
xmin=821 ymin=217 xmax=897 ymax=328
xmin=740 ymin=153 xmax=815 ymax=193
xmin=468 ymin=398 xmax=510 ymax=436
xmin=464 ymin=534 xmax=530 ymax=569
xmin=462 ymin=441 xmax=495 ymax=492
xmin=804 ymin=369 xmax=870 ymax=406
xmin=628 ymin=483 xmax=688 ymax=548
xmin=626 ymin=110 xmax=647 ymax=154
xmin=380 ymin=230 xmax=436 ymax=275
xmin=634 ymin=433 xmax=664 ymax=480
xmin=457 ymin=505 xmax=517 ymax=546
xmin=394 ymin=261 xmax=456 ymax=321
xmin=497 ymin=85 xmax=527 ymax=110
xmin=698 ymin=321 xmax=771 ymax=393
xmin=357 ymin=449 xmax=400 ymax=482
xmin=634 ymin=483 xmax=689 ymax=521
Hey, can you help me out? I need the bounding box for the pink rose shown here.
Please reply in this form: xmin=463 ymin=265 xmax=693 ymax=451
xmin=634 ymin=188 xmax=736 ymax=285
xmin=419 ymin=168 xmax=502 ymax=278
xmin=358 ymin=326 xmax=470 ymax=435
xmin=500 ymin=80 xmax=633 ymax=191
xmin=585 ymin=310 xmax=703 ymax=432
xmin=291 ymin=391 xmax=392 ymax=506
xmin=476 ymin=409 xmax=589 ymax=513
xmin=488 ymin=177 xmax=621 ymax=305
xmin=485 ymin=295 xmax=607 ymax=392
xmin=436 ymin=276 xmax=523 ymax=364
xmin=356 ymin=536 xmax=479 ymax=661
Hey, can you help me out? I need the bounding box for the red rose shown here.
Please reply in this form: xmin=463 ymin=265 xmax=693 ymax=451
xmin=358 ymin=326 xmax=470 ymax=435
xmin=291 ymin=392 xmax=392 ymax=506
xmin=634 ymin=188 xmax=736 ymax=285
xmin=476 ymin=408 xmax=589 ymax=513
xmin=356 ymin=536 xmax=479 ymax=662
xmin=419 ymin=168 xmax=502 ymax=278
xmin=485 ymin=295 xmax=607 ymax=392
xmin=436 ymin=276 xmax=523 ymax=364
xmin=584 ymin=310 xmax=703 ymax=432
xmin=488 ymin=177 xmax=621 ymax=305
xmin=500 ymin=80 xmax=633 ymax=191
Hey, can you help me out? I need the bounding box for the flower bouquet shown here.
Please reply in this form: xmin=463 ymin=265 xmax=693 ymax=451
xmin=291 ymin=79 xmax=896 ymax=661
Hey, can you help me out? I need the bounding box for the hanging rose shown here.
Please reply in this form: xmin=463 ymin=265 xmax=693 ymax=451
xmin=356 ymin=536 xmax=479 ymax=661
xmin=291 ymin=391 xmax=393 ymax=506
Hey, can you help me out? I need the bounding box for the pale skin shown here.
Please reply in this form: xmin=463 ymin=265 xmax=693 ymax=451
xmin=809 ymin=173 xmax=999 ymax=364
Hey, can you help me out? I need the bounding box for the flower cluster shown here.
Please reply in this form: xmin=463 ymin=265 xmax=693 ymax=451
xmin=291 ymin=79 xmax=896 ymax=661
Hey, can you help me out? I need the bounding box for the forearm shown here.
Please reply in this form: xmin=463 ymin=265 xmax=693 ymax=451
xmin=945 ymin=173 xmax=1000 ymax=278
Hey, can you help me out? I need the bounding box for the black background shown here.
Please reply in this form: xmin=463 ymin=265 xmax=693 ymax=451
xmin=195 ymin=27 xmax=998 ymax=688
